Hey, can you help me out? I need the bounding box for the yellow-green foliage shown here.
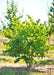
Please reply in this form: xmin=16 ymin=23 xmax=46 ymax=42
xmin=3 ymin=15 xmax=50 ymax=65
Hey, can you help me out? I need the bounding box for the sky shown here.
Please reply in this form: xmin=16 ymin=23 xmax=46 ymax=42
xmin=0 ymin=0 xmax=52 ymax=27
xmin=18 ymin=0 xmax=52 ymax=22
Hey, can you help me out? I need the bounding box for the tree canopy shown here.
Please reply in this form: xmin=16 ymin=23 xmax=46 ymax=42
xmin=4 ymin=15 xmax=50 ymax=66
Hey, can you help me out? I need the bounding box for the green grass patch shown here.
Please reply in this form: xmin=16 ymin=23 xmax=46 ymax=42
xmin=0 ymin=69 xmax=29 ymax=75
xmin=35 ymin=59 xmax=54 ymax=65
xmin=0 ymin=57 xmax=25 ymax=63
xmin=48 ymin=50 xmax=54 ymax=53
xmin=0 ymin=46 xmax=5 ymax=50
xmin=47 ymin=54 xmax=54 ymax=57
xmin=0 ymin=69 xmax=48 ymax=75
xmin=0 ymin=57 xmax=15 ymax=63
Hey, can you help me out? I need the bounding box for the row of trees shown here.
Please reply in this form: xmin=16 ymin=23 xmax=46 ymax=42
xmin=0 ymin=0 xmax=54 ymax=74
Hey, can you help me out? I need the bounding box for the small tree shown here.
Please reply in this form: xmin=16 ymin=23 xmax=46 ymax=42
xmin=4 ymin=15 xmax=50 ymax=75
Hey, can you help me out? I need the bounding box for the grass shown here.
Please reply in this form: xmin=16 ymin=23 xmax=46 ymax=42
xmin=47 ymin=54 xmax=54 ymax=57
xmin=39 ymin=59 xmax=54 ymax=65
xmin=0 ymin=69 xmax=50 ymax=75
xmin=48 ymin=50 xmax=54 ymax=53
xmin=0 ymin=57 xmax=26 ymax=64
xmin=0 ymin=69 xmax=54 ymax=75
xmin=34 ymin=59 xmax=54 ymax=65
xmin=0 ymin=57 xmax=15 ymax=63
xmin=0 ymin=47 xmax=5 ymax=50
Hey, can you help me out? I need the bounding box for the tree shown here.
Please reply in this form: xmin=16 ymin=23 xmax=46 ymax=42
xmin=48 ymin=0 xmax=54 ymax=35
xmin=4 ymin=15 xmax=50 ymax=75
xmin=1 ymin=0 xmax=23 ymax=38
xmin=1 ymin=0 xmax=50 ymax=74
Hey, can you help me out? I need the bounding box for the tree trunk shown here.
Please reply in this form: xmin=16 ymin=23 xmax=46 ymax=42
xmin=27 ymin=63 xmax=32 ymax=75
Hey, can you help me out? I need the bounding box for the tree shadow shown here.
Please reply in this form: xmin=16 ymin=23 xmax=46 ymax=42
xmin=0 ymin=66 xmax=46 ymax=73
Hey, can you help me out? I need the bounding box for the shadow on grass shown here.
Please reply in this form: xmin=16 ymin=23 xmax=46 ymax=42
xmin=0 ymin=66 xmax=46 ymax=73
xmin=0 ymin=67 xmax=28 ymax=75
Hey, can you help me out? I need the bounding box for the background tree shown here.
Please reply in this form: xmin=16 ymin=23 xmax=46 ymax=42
xmin=4 ymin=15 xmax=50 ymax=75
xmin=1 ymin=0 xmax=23 ymax=38
xmin=48 ymin=0 xmax=54 ymax=35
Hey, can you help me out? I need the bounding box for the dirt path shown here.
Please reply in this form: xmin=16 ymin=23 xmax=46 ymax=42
xmin=0 ymin=62 xmax=26 ymax=69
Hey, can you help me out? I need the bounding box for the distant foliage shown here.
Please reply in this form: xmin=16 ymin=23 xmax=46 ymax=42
xmin=48 ymin=0 xmax=54 ymax=35
xmin=1 ymin=0 xmax=23 ymax=38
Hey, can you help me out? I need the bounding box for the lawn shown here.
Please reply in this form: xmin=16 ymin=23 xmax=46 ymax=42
xmin=0 ymin=69 xmax=50 ymax=75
